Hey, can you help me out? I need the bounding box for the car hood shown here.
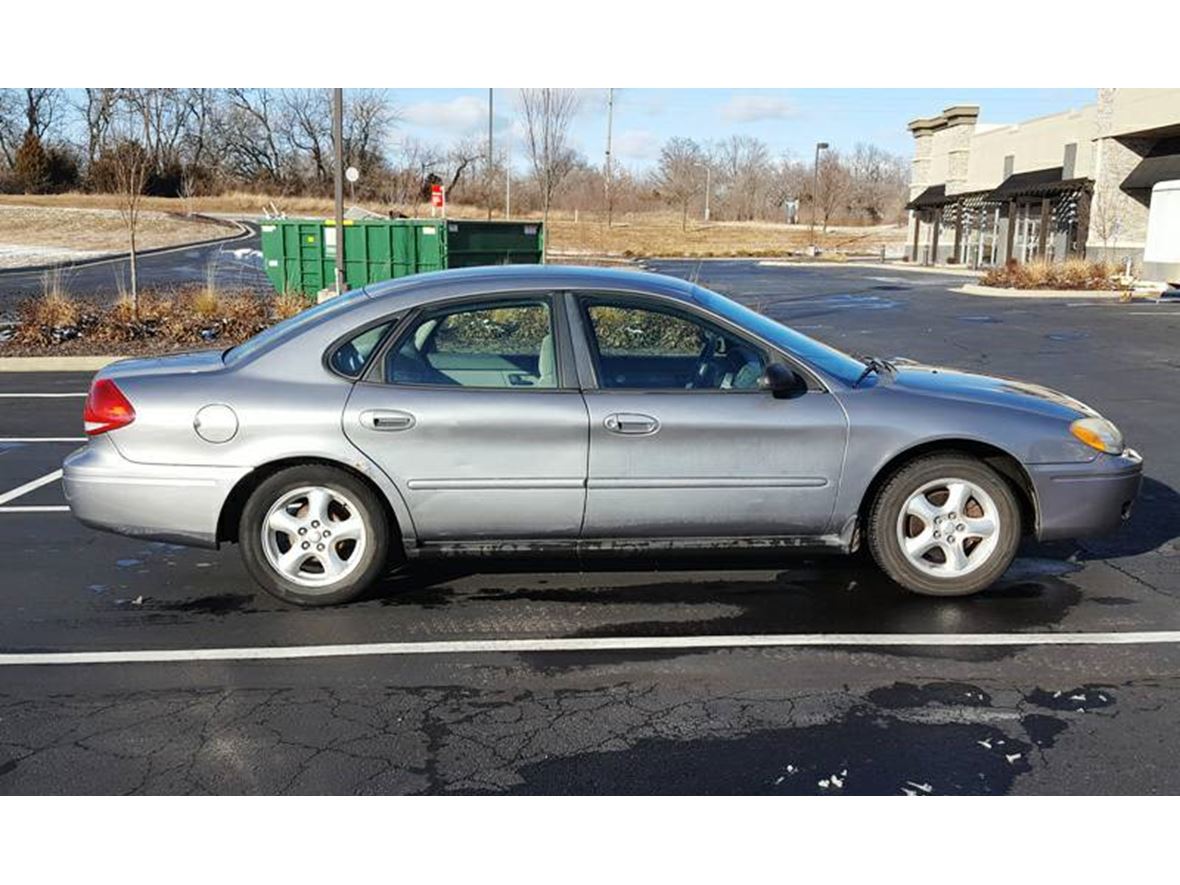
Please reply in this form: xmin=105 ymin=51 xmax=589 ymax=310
xmin=885 ymin=362 xmax=1098 ymax=421
xmin=96 ymin=349 xmax=226 ymax=380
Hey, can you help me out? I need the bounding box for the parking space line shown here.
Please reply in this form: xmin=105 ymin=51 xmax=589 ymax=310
xmin=6 ymin=630 xmax=1180 ymax=666
xmin=0 ymin=393 xmax=86 ymax=398
xmin=0 ymin=437 xmax=85 ymax=443
xmin=0 ymin=505 xmax=70 ymax=513
xmin=0 ymin=468 xmax=63 ymax=506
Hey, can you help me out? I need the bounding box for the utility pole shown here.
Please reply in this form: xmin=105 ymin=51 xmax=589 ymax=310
xmin=810 ymin=141 xmax=829 ymax=249
xmin=605 ymin=87 xmax=614 ymax=228
xmin=486 ymin=88 xmax=494 ymax=221
xmin=333 ymin=87 xmax=345 ymax=296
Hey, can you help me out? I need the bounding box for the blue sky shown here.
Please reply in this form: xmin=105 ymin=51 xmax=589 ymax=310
xmin=396 ymin=88 xmax=1098 ymax=169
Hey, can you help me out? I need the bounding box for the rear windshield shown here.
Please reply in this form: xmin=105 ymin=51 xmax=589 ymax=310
xmin=223 ymin=289 xmax=369 ymax=366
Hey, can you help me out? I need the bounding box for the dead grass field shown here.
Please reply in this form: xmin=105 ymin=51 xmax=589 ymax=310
xmin=0 ymin=200 xmax=232 ymax=268
xmin=0 ymin=193 xmax=908 ymax=260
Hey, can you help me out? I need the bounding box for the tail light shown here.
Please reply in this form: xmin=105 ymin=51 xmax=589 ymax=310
xmin=83 ymin=378 xmax=136 ymax=436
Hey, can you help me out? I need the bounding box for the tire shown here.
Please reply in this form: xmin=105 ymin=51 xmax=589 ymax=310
xmin=867 ymin=453 xmax=1021 ymax=597
xmin=239 ymin=464 xmax=390 ymax=606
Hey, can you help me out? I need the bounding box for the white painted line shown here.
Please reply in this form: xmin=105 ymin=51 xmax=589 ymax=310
xmin=6 ymin=630 xmax=1180 ymax=667
xmin=0 ymin=505 xmax=69 ymax=513
xmin=0 ymin=437 xmax=85 ymax=443
xmin=0 ymin=468 xmax=63 ymax=506
xmin=0 ymin=393 xmax=86 ymax=398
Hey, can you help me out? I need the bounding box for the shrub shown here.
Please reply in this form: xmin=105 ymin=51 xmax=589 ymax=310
xmin=980 ymin=259 xmax=1123 ymax=291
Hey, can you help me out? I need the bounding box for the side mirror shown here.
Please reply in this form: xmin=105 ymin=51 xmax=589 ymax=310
xmin=758 ymin=362 xmax=807 ymax=399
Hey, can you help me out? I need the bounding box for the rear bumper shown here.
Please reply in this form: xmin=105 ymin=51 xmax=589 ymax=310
xmin=62 ymin=436 xmax=251 ymax=549
xmin=1029 ymin=448 xmax=1144 ymax=542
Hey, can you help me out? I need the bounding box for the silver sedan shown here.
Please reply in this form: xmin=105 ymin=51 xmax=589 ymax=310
xmin=64 ymin=265 xmax=1143 ymax=605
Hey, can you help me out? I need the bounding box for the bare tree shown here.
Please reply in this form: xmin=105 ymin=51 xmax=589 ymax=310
xmin=519 ymin=88 xmax=581 ymax=258
xmin=107 ymin=138 xmax=151 ymax=317
xmin=713 ymin=135 xmax=771 ymax=221
xmin=847 ymin=143 xmax=908 ymax=224
xmin=76 ymin=88 xmax=120 ymax=168
xmin=281 ymin=89 xmax=333 ymax=185
xmin=651 ymin=137 xmax=706 ymax=230
xmin=0 ymin=88 xmax=62 ymax=167
xmin=1090 ymin=175 xmax=1124 ymax=259
xmin=814 ymin=149 xmax=851 ymax=232
xmin=218 ymin=88 xmax=287 ymax=185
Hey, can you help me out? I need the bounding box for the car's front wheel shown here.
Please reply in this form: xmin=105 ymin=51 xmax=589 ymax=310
xmin=239 ymin=465 xmax=390 ymax=606
xmin=867 ymin=453 xmax=1021 ymax=597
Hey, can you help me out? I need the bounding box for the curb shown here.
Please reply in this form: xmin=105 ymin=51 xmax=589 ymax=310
xmin=757 ymin=260 xmax=981 ymax=277
xmin=0 ymin=356 xmax=127 ymax=372
xmin=955 ymin=284 xmax=1133 ymax=300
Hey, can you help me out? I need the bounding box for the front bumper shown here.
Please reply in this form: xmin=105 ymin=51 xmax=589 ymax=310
xmin=62 ymin=436 xmax=252 ymax=549
xmin=1028 ymin=448 xmax=1144 ymax=542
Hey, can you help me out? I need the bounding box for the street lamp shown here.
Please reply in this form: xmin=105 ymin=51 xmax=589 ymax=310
xmin=810 ymin=141 xmax=829 ymax=247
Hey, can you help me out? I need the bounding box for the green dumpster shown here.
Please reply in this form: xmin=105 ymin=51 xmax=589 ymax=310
xmin=259 ymin=217 xmax=543 ymax=296
xmin=444 ymin=220 xmax=544 ymax=269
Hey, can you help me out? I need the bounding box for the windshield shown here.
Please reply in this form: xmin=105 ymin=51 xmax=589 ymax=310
xmin=692 ymin=285 xmax=868 ymax=385
xmin=223 ymin=288 xmax=370 ymax=366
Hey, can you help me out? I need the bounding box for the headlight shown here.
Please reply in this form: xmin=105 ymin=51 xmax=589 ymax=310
xmin=1070 ymin=417 xmax=1124 ymax=454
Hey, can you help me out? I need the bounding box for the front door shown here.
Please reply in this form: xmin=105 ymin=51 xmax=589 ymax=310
xmin=573 ymin=294 xmax=848 ymax=540
xmin=343 ymin=295 xmax=588 ymax=542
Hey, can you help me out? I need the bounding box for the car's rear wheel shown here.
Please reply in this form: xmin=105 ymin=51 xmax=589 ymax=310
xmin=867 ymin=454 xmax=1021 ymax=597
xmin=239 ymin=465 xmax=389 ymax=606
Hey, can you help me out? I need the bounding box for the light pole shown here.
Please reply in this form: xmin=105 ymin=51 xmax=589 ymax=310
xmin=332 ymin=87 xmax=345 ymax=296
xmin=605 ymin=87 xmax=614 ymax=228
xmin=486 ymin=88 xmax=494 ymax=221
xmin=810 ymin=141 xmax=829 ymax=247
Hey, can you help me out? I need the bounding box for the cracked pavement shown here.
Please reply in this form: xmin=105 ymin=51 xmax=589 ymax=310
xmin=3 ymin=261 xmax=1179 ymax=794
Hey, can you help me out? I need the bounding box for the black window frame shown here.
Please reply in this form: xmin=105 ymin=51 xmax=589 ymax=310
xmin=362 ymin=291 xmax=577 ymax=392
xmin=571 ymin=291 xmax=795 ymax=395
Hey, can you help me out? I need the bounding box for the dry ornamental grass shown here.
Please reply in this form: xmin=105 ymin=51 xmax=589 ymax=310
xmin=980 ymin=259 xmax=1125 ymax=291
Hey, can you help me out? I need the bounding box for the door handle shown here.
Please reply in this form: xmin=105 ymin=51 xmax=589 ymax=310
xmin=604 ymin=413 xmax=660 ymax=435
xmin=360 ymin=409 xmax=416 ymax=431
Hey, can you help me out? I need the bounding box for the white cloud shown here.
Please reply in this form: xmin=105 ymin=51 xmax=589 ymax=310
xmin=614 ymin=129 xmax=661 ymax=162
xmin=721 ymin=94 xmax=796 ymax=124
xmin=402 ymin=95 xmax=490 ymax=133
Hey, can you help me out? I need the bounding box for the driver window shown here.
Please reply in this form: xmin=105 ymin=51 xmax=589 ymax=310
xmin=582 ymin=301 xmax=766 ymax=390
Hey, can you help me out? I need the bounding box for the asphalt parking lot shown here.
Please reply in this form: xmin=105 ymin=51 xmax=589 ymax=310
xmin=3 ymin=260 xmax=1180 ymax=794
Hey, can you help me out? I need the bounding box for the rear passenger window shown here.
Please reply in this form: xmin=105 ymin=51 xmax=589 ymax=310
xmin=387 ymin=301 xmax=556 ymax=389
xmin=329 ymin=322 xmax=393 ymax=377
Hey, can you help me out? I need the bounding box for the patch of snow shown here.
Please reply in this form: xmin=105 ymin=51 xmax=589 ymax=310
xmin=977 ymin=739 xmax=993 ymax=750
xmin=1005 ymin=753 xmax=1022 ymax=765
xmin=0 ymin=242 xmax=108 ymax=269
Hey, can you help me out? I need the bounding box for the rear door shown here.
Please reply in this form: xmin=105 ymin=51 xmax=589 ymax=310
xmin=343 ymin=293 xmax=588 ymax=542
xmin=571 ymin=292 xmax=848 ymax=540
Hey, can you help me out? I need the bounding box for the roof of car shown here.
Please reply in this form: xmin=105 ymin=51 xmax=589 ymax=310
xmin=362 ymin=264 xmax=701 ymax=307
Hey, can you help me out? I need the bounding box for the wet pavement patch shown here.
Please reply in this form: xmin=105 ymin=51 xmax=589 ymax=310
xmin=503 ymin=708 xmax=1034 ymax=796
xmin=866 ymin=681 xmax=991 ymax=709
xmin=1024 ymin=685 xmax=1115 ymax=712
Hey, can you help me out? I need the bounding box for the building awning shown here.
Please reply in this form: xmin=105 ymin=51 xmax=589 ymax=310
xmin=986 ymin=166 xmax=1090 ymax=201
xmin=906 ymin=185 xmax=947 ymax=210
xmin=1122 ymin=137 xmax=1180 ymax=191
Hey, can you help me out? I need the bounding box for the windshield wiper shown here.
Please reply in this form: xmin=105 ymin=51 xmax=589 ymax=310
xmin=854 ymin=356 xmax=895 ymax=387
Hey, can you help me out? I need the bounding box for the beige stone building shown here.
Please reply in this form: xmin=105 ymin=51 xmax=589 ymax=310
xmin=906 ymin=89 xmax=1180 ymax=282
